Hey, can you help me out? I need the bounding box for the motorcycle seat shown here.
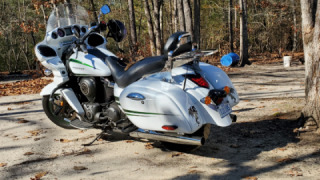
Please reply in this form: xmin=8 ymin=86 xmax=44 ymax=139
xmin=106 ymin=56 xmax=166 ymax=88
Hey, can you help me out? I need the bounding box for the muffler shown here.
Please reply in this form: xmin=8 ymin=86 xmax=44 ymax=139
xmin=129 ymin=130 xmax=205 ymax=146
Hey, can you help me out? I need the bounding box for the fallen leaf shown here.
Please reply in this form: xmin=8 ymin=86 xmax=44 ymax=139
xmin=276 ymin=158 xmax=292 ymax=163
xmin=171 ymin=152 xmax=183 ymax=158
xmin=243 ymin=177 xmax=258 ymax=180
xmin=145 ymin=143 xmax=154 ymax=150
xmin=76 ymin=148 xmax=92 ymax=156
xmin=277 ymin=148 xmax=287 ymax=151
xmin=189 ymin=166 xmax=198 ymax=168
xmin=59 ymin=139 xmax=72 ymax=143
xmin=126 ymin=140 xmax=134 ymax=143
xmin=0 ymin=163 xmax=7 ymax=167
xmin=73 ymin=166 xmax=88 ymax=170
xmin=31 ymin=171 xmax=48 ymax=180
xmin=188 ymin=169 xmax=204 ymax=174
xmin=24 ymin=152 xmax=34 ymax=156
xmin=7 ymin=108 xmax=12 ymax=110
xmin=17 ymin=119 xmax=29 ymax=124
xmin=34 ymin=138 xmax=41 ymax=141
xmin=27 ymin=130 xmax=42 ymax=136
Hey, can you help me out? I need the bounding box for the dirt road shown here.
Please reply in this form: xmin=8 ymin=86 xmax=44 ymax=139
xmin=1 ymin=63 xmax=320 ymax=180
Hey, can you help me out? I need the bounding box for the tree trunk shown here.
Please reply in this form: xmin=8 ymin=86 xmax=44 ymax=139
xmin=300 ymin=0 xmax=320 ymax=129
xmin=229 ymin=0 xmax=234 ymax=52
xmin=143 ymin=0 xmax=156 ymax=56
xmin=152 ymin=0 xmax=162 ymax=55
xmin=173 ymin=0 xmax=178 ymax=32
xmin=128 ymin=0 xmax=137 ymax=49
xmin=238 ymin=0 xmax=250 ymax=66
xmin=89 ymin=0 xmax=98 ymax=22
xmin=194 ymin=0 xmax=200 ymax=47
xmin=183 ymin=0 xmax=193 ymax=38
xmin=291 ymin=0 xmax=297 ymax=52
xmin=177 ymin=0 xmax=185 ymax=31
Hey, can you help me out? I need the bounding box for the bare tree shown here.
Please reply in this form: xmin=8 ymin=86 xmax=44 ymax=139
xmin=194 ymin=0 xmax=200 ymax=47
xmin=173 ymin=0 xmax=179 ymax=32
xmin=152 ymin=0 xmax=162 ymax=55
xmin=238 ymin=0 xmax=251 ymax=66
xmin=177 ymin=0 xmax=185 ymax=31
xmin=183 ymin=0 xmax=193 ymax=38
xmin=229 ymin=0 xmax=234 ymax=52
xmin=290 ymin=0 xmax=297 ymax=52
xmin=143 ymin=0 xmax=156 ymax=56
xmin=128 ymin=0 xmax=137 ymax=49
xmin=300 ymin=0 xmax=320 ymax=128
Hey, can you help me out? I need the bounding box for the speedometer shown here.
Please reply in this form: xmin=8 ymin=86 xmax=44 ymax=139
xmin=57 ymin=28 xmax=65 ymax=37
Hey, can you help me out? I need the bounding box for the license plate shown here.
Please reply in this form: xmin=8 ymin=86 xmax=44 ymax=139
xmin=217 ymin=103 xmax=232 ymax=118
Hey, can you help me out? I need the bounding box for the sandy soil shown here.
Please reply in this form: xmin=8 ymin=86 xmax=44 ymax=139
xmin=1 ymin=62 xmax=320 ymax=180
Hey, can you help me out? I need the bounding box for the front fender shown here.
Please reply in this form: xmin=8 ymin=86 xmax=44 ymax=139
xmin=40 ymin=81 xmax=61 ymax=96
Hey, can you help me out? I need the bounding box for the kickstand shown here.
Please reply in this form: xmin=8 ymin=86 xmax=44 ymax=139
xmin=82 ymin=131 xmax=104 ymax=146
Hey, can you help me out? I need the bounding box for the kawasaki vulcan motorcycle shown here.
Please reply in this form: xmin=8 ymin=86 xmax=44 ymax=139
xmin=35 ymin=4 xmax=239 ymax=150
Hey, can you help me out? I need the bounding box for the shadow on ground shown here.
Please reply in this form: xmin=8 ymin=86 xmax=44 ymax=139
xmin=170 ymin=111 xmax=320 ymax=179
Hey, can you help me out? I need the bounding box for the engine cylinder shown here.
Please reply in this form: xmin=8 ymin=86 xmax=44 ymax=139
xmin=79 ymin=78 xmax=96 ymax=102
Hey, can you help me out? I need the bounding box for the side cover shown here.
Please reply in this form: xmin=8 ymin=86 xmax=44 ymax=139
xmin=119 ymin=75 xmax=201 ymax=134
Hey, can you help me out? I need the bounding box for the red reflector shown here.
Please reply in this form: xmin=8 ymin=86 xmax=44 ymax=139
xmin=162 ymin=125 xmax=178 ymax=130
xmin=191 ymin=77 xmax=209 ymax=88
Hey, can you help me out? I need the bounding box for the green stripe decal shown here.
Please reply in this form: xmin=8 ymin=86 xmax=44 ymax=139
xmin=70 ymin=58 xmax=94 ymax=68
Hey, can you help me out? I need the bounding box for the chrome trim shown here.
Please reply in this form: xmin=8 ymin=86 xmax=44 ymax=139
xmin=127 ymin=93 xmax=145 ymax=101
xmin=44 ymin=69 xmax=52 ymax=76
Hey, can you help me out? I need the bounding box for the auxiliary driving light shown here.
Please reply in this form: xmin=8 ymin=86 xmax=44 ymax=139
xmin=44 ymin=69 xmax=52 ymax=76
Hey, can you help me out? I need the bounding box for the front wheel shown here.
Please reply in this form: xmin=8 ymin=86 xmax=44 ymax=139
xmin=161 ymin=124 xmax=211 ymax=152
xmin=42 ymin=95 xmax=75 ymax=129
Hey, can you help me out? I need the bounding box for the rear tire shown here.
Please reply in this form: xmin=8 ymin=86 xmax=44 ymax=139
xmin=42 ymin=95 xmax=75 ymax=129
xmin=161 ymin=124 xmax=211 ymax=152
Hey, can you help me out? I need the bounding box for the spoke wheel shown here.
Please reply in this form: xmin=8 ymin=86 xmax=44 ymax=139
xmin=42 ymin=95 xmax=76 ymax=129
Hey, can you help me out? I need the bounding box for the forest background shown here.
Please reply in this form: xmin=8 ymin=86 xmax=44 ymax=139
xmin=0 ymin=0 xmax=302 ymax=73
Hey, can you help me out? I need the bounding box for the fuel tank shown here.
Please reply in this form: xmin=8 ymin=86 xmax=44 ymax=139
xmin=68 ymin=51 xmax=112 ymax=76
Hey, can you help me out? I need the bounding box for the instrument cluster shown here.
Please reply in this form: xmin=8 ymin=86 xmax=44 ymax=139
xmin=50 ymin=25 xmax=88 ymax=40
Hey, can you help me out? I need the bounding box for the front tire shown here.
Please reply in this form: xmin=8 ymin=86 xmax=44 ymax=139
xmin=42 ymin=95 xmax=75 ymax=129
xmin=161 ymin=124 xmax=211 ymax=152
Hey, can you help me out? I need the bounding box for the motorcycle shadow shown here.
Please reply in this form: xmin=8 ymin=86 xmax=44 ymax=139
xmin=193 ymin=110 xmax=301 ymax=158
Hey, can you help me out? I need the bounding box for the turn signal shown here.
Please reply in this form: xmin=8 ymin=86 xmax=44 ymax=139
xmin=224 ymin=86 xmax=230 ymax=94
xmin=60 ymin=101 xmax=64 ymax=106
xmin=204 ymin=96 xmax=211 ymax=105
xmin=162 ymin=125 xmax=178 ymax=130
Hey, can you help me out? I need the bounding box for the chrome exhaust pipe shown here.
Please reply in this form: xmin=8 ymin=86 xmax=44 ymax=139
xmin=129 ymin=130 xmax=205 ymax=146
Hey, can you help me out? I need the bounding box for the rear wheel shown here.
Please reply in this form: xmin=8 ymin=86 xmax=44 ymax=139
xmin=161 ymin=124 xmax=211 ymax=152
xmin=42 ymin=95 xmax=75 ymax=129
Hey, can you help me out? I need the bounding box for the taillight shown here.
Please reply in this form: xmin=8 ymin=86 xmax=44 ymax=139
xmin=162 ymin=125 xmax=178 ymax=130
xmin=187 ymin=74 xmax=209 ymax=88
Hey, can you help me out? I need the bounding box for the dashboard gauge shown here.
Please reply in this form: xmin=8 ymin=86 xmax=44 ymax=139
xmin=51 ymin=32 xmax=58 ymax=39
xmin=81 ymin=26 xmax=87 ymax=33
xmin=72 ymin=25 xmax=80 ymax=34
xmin=64 ymin=27 xmax=73 ymax=36
xmin=57 ymin=28 xmax=65 ymax=37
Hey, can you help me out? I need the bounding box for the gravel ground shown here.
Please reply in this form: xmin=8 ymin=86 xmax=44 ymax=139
xmin=1 ymin=62 xmax=320 ymax=180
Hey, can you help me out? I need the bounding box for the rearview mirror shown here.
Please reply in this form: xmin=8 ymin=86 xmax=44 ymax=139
xmin=100 ymin=5 xmax=111 ymax=15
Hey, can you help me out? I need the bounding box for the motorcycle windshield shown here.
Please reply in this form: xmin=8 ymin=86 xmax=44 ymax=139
xmin=46 ymin=4 xmax=89 ymax=33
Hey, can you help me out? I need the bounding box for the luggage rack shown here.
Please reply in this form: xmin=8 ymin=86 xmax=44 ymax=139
xmin=165 ymin=49 xmax=218 ymax=70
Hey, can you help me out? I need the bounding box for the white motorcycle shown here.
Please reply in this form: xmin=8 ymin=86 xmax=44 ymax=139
xmin=35 ymin=4 xmax=239 ymax=151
